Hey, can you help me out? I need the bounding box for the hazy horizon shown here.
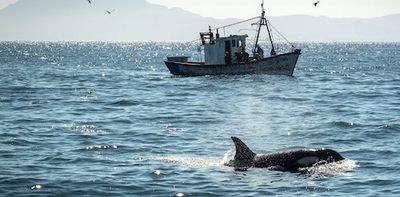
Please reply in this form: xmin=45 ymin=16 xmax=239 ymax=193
xmin=0 ymin=0 xmax=399 ymax=42
xmin=1 ymin=0 xmax=400 ymax=19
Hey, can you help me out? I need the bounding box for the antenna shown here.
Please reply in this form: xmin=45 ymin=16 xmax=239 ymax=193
xmin=261 ymin=0 xmax=265 ymax=16
xmin=261 ymin=0 xmax=264 ymax=11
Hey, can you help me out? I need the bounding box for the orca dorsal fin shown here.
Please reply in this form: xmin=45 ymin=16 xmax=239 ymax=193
xmin=231 ymin=136 xmax=256 ymax=169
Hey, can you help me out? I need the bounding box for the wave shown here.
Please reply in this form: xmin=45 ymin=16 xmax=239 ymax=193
xmin=267 ymin=96 xmax=310 ymax=102
xmin=300 ymin=159 xmax=359 ymax=177
xmin=331 ymin=121 xmax=360 ymax=128
xmin=153 ymin=147 xmax=235 ymax=169
xmin=381 ymin=124 xmax=400 ymax=132
xmin=110 ymin=99 xmax=140 ymax=106
xmin=153 ymin=156 xmax=224 ymax=168
xmin=76 ymin=144 xmax=120 ymax=151
xmin=61 ymin=122 xmax=106 ymax=135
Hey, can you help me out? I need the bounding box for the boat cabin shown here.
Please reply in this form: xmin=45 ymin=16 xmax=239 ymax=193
xmin=200 ymin=31 xmax=248 ymax=65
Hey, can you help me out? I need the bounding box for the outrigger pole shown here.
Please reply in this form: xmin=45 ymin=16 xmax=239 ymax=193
xmin=254 ymin=0 xmax=276 ymax=56
xmin=211 ymin=16 xmax=259 ymax=32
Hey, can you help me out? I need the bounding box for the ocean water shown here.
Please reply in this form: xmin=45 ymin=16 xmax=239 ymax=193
xmin=0 ymin=41 xmax=399 ymax=196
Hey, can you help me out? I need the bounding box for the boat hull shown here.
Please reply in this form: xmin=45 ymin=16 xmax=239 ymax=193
xmin=164 ymin=51 xmax=301 ymax=76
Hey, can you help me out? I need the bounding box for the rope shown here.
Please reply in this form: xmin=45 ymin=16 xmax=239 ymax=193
xmin=267 ymin=21 xmax=295 ymax=47
xmin=189 ymin=38 xmax=201 ymax=43
xmin=187 ymin=16 xmax=259 ymax=44
xmin=211 ymin=16 xmax=259 ymax=31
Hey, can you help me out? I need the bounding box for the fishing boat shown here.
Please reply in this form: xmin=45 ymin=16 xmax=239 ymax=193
xmin=164 ymin=2 xmax=301 ymax=76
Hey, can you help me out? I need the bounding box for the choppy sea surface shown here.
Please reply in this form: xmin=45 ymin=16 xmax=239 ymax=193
xmin=0 ymin=41 xmax=399 ymax=196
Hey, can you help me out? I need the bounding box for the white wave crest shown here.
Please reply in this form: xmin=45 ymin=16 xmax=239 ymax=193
xmin=300 ymin=159 xmax=358 ymax=176
xmin=154 ymin=156 xmax=224 ymax=168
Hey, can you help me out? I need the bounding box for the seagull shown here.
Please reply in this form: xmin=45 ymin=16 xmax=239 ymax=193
xmin=105 ymin=9 xmax=116 ymax=15
xmin=313 ymin=1 xmax=320 ymax=6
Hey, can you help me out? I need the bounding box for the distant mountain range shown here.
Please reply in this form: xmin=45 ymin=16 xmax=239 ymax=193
xmin=0 ymin=0 xmax=399 ymax=42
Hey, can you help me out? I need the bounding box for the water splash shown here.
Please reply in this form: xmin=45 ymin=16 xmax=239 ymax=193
xmin=220 ymin=147 xmax=235 ymax=166
xmin=154 ymin=156 xmax=224 ymax=168
xmin=300 ymin=159 xmax=358 ymax=176
xmin=154 ymin=148 xmax=235 ymax=169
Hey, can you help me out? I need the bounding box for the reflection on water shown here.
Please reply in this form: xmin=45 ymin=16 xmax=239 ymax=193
xmin=0 ymin=42 xmax=399 ymax=196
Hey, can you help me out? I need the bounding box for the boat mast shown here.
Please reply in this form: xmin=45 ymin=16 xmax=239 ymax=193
xmin=254 ymin=0 xmax=276 ymax=56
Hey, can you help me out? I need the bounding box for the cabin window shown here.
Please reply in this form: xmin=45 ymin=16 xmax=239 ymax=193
xmin=238 ymin=40 xmax=243 ymax=48
xmin=232 ymin=40 xmax=236 ymax=47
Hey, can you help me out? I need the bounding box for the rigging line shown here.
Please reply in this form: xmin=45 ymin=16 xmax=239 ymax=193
xmin=188 ymin=38 xmax=201 ymax=43
xmin=269 ymin=27 xmax=276 ymax=50
xmin=253 ymin=23 xmax=260 ymax=48
xmin=238 ymin=28 xmax=258 ymax=32
xmin=268 ymin=21 xmax=295 ymax=47
xmin=188 ymin=16 xmax=259 ymax=44
xmin=211 ymin=16 xmax=259 ymax=31
xmin=251 ymin=20 xmax=261 ymax=53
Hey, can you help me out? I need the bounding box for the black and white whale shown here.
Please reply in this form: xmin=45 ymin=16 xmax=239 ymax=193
xmin=225 ymin=137 xmax=345 ymax=172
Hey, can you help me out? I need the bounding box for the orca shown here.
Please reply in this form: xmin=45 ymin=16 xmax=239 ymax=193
xmin=225 ymin=137 xmax=345 ymax=172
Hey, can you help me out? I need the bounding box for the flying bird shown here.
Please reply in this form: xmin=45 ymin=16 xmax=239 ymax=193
xmin=105 ymin=9 xmax=116 ymax=15
xmin=313 ymin=1 xmax=320 ymax=6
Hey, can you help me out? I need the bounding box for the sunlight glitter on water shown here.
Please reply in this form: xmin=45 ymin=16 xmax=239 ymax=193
xmin=1 ymin=42 xmax=399 ymax=196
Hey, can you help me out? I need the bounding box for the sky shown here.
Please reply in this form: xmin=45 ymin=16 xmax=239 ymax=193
xmin=148 ymin=0 xmax=400 ymax=19
xmin=0 ymin=0 xmax=17 ymax=10
xmin=0 ymin=0 xmax=399 ymax=19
